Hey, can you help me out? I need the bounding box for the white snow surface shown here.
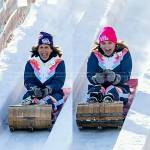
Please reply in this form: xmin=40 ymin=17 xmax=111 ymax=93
xmin=0 ymin=0 xmax=150 ymax=150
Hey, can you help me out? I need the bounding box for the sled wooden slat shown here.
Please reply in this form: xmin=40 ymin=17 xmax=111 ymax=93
xmin=8 ymin=105 xmax=52 ymax=131
xmin=76 ymin=101 xmax=123 ymax=128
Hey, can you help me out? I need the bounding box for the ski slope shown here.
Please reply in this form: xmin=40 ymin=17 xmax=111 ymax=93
xmin=72 ymin=0 xmax=150 ymax=150
xmin=0 ymin=0 xmax=150 ymax=150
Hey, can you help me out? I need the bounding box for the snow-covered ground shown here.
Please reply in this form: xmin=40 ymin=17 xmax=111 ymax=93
xmin=0 ymin=0 xmax=150 ymax=150
xmin=0 ymin=0 xmax=74 ymax=149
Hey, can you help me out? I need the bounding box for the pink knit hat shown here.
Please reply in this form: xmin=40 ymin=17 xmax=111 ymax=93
xmin=98 ymin=26 xmax=117 ymax=44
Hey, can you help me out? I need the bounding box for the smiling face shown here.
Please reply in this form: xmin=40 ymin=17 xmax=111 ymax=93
xmin=100 ymin=41 xmax=116 ymax=56
xmin=38 ymin=44 xmax=52 ymax=61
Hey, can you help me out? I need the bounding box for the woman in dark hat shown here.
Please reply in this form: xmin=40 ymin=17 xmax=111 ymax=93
xmin=22 ymin=32 xmax=66 ymax=112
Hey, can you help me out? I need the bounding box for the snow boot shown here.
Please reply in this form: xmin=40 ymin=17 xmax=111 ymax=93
xmin=103 ymin=93 xmax=114 ymax=103
xmin=87 ymin=92 xmax=103 ymax=103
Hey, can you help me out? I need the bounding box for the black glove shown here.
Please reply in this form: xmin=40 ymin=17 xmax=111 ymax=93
xmin=105 ymin=69 xmax=121 ymax=85
xmin=42 ymin=86 xmax=52 ymax=97
xmin=31 ymin=86 xmax=43 ymax=98
xmin=113 ymin=74 xmax=121 ymax=85
xmin=92 ymin=72 xmax=105 ymax=84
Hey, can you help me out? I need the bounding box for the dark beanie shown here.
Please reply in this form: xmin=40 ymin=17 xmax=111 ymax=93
xmin=38 ymin=31 xmax=53 ymax=47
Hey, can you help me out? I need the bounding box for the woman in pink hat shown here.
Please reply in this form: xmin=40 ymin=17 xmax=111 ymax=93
xmin=87 ymin=26 xmax=132 ymax=104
